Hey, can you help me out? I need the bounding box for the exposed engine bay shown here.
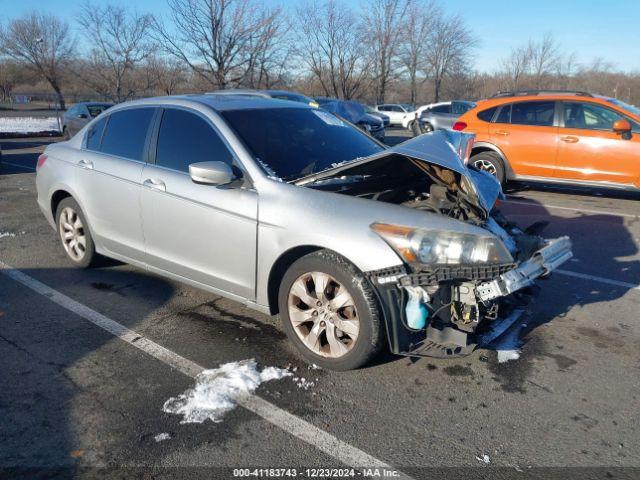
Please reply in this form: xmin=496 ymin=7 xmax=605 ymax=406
xmin=294 ymin=134 xmax=573 ymax=358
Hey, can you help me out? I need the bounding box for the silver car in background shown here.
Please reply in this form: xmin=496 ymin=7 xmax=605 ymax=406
xmin=62 ymin=102 xmax=113 ymax=139
xmin=35 ymin=95 xmax=571 ymax=370
xmin=418 ymin=100 xmax=476 ymax=132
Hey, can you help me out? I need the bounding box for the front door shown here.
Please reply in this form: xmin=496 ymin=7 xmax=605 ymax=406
xmin=554 ymin=101 xmax=640 ymax=185
xmin=488 ymin=100 xmax=559 ymax=178
xmin=141 ymin=107 xmax=258 ymax=299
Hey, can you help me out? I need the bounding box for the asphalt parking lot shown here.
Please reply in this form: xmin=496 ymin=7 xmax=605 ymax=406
xmin=1 ymin=132 xmax=639 ymax=479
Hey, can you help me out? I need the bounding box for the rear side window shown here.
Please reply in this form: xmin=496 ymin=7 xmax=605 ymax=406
xmin=100 ymin=108 xmax=155 ymax=161
xmin=155 ymin=108 xmax=233 ymax=173
xmin=495 ymin=105 xmax=511 ymax=123
xmin=511 ymin=101 xmax=555 ymax=126
xmin=85 ymin=117 xmax=107 ymax=151
xmin=477 ymin=106 xmax=497 ymax=122
xmin=431 ymin=104 xmax=451 ymax=114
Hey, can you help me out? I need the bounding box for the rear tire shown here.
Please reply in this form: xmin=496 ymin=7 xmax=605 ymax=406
xmin=278 ymin=250 xmax=383 ymax=370
xmin=55 ymin=197 xmax=99 ymax=268
xmin=471 ymin=151 xmax=505 ymax=184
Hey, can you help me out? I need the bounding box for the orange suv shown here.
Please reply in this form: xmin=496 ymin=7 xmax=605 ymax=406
xmin=454 ymin=90 xmax=640 ymax=191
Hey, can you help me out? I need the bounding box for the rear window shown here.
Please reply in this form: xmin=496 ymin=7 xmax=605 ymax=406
xmin=100 ymin=108 xmax=155 ymax=161
xmin=477 ymin=106 xmax=497 ymax=122
xmin=87 ymin=104 xmax=111 ymax=118
xmin=431 ymin=104 xmax=451 ymax=114
xmin=511 ymin=101 xmax=555 ymax=126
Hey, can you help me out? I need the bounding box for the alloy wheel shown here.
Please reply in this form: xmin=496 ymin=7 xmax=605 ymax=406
xmin=59 ymin=206 xmax=86 ymax=261
xmin=474 ymin=158 xmax=498 ymax=176
xmin=287 ymin=271 xmax=360 ymax=358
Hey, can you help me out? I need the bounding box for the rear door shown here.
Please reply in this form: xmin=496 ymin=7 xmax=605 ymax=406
xmin=554 ymin=101 xmax=640 ymax=185
xmin=140 ymin=107 xmax=258 ymax=299
xmin=77 ymin=107 xmax=156 ymax=262
xmin=488 ymin=100 xmax=559 ymax=178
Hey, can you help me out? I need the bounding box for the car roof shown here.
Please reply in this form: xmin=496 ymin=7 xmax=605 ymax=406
xmin=106 ymin=94 xmax=313 ymax=112
xmin=74 ymin=102 xmax=114 ymax=107
xmin=474 ymin=93 xmax=612 ymax=109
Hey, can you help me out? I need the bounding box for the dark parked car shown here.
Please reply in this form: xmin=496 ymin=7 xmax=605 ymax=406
xmin=320 ymin=99 xmax=385 ymax=141
xmin=208 ymin=89 xmax=319 ymax=108
xmin=63 ymin=102 xmax=113 ymax=139
xmin=365 ymin=105 xmax=390 ymax=127
xmin=418 ymin=101 xmax=476 ymax=133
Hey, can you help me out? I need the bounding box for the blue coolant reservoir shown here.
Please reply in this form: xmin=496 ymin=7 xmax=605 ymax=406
xmin=405 ymin=287 xmax=430 ymax=330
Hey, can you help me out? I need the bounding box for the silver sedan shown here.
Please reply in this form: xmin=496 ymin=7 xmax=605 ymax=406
xmin=35 ymin=94 xmax=572 ymax=370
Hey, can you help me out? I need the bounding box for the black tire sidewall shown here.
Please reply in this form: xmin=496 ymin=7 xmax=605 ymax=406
xmin=278 ymin=251 xmax=382 ymax=371
xmin=55 ymin=197 xmax=97 ymax=268
xmin=472 ymin=152 xmax=505 ymax=184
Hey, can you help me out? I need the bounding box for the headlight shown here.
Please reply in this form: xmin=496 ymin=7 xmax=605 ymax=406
xmin=371 ymin=223 xmax=513 ymax=264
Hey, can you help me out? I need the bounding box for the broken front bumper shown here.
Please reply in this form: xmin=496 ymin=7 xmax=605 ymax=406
xmin=367 ymin=236 xmax=573 ymax=358
xmin=475 ymin=237 xmax=573 ymax=301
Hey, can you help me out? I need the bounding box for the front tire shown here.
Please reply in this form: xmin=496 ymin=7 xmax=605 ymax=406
xmin=471 ymin=151 xmax=506 ymax=184
xmin=56 ymin=197 xmax=99 ymax=268
xmin=278 ymin=250 xmax=383 ymax=370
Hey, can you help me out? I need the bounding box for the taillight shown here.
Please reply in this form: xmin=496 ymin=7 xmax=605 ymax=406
xmin=452 ymin=121 xmax=467 ymax=131
xmin=36 ymin=153 xmax=48 ymax=171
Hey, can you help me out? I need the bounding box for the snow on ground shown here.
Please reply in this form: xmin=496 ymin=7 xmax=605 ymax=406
xmin=163 ymin=359 xmax=291 ymax=424
xmin=154 ymin=432 xmax=171 ymax=442
xmin=476 ymin=453 xmax=491 ymax=464
xmin=0 ymin=232 xmax=16 ymax=239
xmin=497 ymin=349 xmax=521 ymax=363
xmin=0 ymin=117 xmax=60 ymax=134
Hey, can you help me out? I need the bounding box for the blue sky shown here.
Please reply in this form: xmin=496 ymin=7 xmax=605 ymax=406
xmin=2 ymin=0 xmax=639 ymax=72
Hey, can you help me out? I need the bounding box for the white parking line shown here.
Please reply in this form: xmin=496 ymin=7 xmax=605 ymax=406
xmin=0 ymin=261 xmax=412 ymax=478
xmin=556 ymin=269 xmax=640 ymax=291
xmin=503 ymin=198 xmax=638 ymax=219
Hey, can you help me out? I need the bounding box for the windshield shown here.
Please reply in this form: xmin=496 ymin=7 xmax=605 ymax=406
xmin=221 ymin=107 xmax=384 ymax=180
xmin=87 ymin=104 xmax=111 ymax=117
xmin=606 ymin=98 xmax=640 ymax=117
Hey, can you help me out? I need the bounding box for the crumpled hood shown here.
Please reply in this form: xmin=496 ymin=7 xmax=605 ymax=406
xmin=295 ymin=130 xmax=502 ymax=216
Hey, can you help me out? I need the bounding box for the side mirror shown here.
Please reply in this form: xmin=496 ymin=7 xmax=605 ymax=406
xmin=613 ymin=119 xmax=632 ymax=134
xmin=77 ymin=113 xmax=88 ymax=119
xmin=189 ymin=161 xmax=235 ymax=185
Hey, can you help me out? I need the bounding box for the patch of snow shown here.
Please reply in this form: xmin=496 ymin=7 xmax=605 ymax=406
xmin=0 ymin=232 xmax=16 ymax=239
xmin=476 ymin=454 xmax=491 ymax=464
xmin=0 ymin=117 xmax=60 ymax=134
xmin=309 ymin=363 xmax=321 ymax=370
xmin=293 ymin=377 xmax=316 ymax=390
xmin=497 ymin=349 xmax=521 ymax=363
xmin=162 ymin=359 xmax=291 ymax=424
xmin=154 ymin=432 xmax=171 ymax=442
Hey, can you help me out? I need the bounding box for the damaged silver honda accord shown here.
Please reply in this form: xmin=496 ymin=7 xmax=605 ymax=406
xmin=36 ymin=94 xmax=572 ymax=370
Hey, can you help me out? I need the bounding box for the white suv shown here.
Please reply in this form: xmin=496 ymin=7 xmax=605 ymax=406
xmin=375 ymin=104 xmax=415 ymax=129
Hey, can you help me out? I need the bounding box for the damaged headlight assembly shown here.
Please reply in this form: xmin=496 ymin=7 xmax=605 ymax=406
xmin=370 ymin=223 xmax=513 ymax=265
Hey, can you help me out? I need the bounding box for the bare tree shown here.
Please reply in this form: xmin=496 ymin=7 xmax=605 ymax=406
xmin=399 ymin=0 xmax=439 ymax=105
xmin=0 ymin=12 xmax=75 ymax=109
xmin=144 ymin=56 xmax=189 ymax=95
xmin=501 ymin=45 xmax=532 ymax=90
xmin=362 ymin=0 xmax=409 ymax=103
xmin=293 ymin=0 xmax=370 ymax=99
xmin=0 ymin=59 xmax=28 ymax=101
xmin=152 ymin=0 xmax=284 ymax=89
xmin=528 ymin=33 xmax=560 ymax=88
xmin=425 ymin=13 xmax=476 ymax=102
xmin=76 ymin=2 xmax=154 ymax=102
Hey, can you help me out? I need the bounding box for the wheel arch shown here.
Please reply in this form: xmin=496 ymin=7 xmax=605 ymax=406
xmin=266 ymin=245 xmax=324 ymax=315
xmin=51 ymin=189 xmax=73 ymax=219
xmin=471 ymin=142 xmax=515 ymax=180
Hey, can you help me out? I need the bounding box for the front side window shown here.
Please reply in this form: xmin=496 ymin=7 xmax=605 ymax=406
xmin=510 ymin=101 xmax=555 ymax=126
xmin=221 ymin=107 xmax=384 ymax=180
xmin=155 ymin=108 xmax=233 ymax=173
xmin=564 ymin=102 xmax=624 ymax=130
xmin=85 ymin=117 xmax=107 ymax=151
xmin=100 ymin=108 xmax=155 ymax=161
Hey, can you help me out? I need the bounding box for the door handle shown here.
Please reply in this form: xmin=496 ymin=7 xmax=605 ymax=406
xmin=494 ymin=130 xmax=510 ymax=136
xmin=561 ymin=136 xmax=579 ymax=143
xmin=78 ymin=159 xmax=93 ymax=169
xmin=143 ymin=178 xmax=166 ymax=192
